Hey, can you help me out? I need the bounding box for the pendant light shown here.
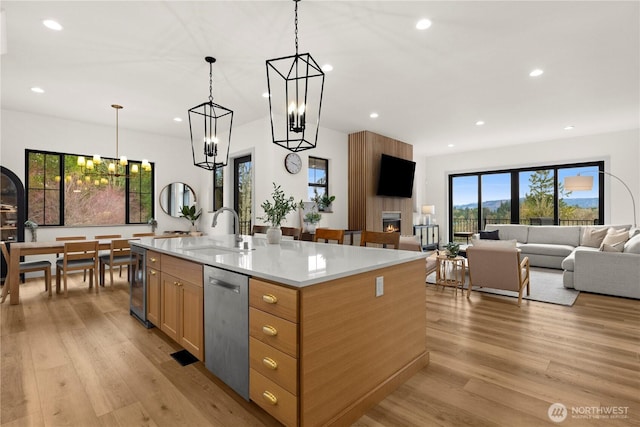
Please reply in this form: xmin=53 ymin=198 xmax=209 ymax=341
xmin=189 ymin=56 xmax=234 ymax=171
xmin=266 ymin=0 xmax=325 ymax=152
xmin=77 ymin=104 xmax=151 ymax=180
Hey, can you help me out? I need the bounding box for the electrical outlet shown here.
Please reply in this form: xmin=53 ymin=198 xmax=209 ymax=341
xmin=375 ymin=276 xmax=384 ymax=297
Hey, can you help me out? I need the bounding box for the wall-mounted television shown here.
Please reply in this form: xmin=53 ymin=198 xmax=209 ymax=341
xmin=376 ymin=154 xmax=416 ymax=198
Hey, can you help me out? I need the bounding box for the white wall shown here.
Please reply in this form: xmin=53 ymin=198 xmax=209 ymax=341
xmin=200 ymin=116 xmax=348 ymax=236
xmin=0 ymin=109 xmax=202 ymax=241
xmin=415 ymin=129 xmax=640 ymax=245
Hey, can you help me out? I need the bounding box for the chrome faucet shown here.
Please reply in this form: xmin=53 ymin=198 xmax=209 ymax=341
xmin=212 ymin=207 xmax=243 ymax=245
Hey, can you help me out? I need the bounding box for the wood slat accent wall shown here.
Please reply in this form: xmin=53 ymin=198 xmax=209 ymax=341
xmin=348 ymin=131 xmax=414 ymax=233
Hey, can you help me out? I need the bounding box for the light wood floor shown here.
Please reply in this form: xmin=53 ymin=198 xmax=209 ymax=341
xmin=1 ymin=273 xmax=638 ymax=426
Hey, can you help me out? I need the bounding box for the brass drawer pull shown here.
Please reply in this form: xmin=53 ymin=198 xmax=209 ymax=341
xmin=262 ymin=391 xmax=278 ymax=405
xmin=150 ymin=257 xmax=157 ymax=263
xmin=262 ymin=357 xmax=278 ymax=370
xmin=150 ymin=271 xmax=156 ymax=276
xmin=262 ymin=325 xmax=278 ymax=336
xmin=262 ymin=294 xmax=278 ymax=304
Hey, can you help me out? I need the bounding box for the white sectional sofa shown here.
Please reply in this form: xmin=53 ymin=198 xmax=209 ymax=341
xmin=477 ymin=224 xmax=640 ymax=299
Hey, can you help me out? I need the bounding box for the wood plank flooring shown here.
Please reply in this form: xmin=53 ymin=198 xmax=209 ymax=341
xmin=1 ymin=273 xmax=638 ymax=426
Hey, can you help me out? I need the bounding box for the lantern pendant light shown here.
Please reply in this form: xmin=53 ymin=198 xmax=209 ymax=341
xmin=189 ymin=56 xmax=234 ymax=171
xmin=266 ymin=0 xmax=325 ymax=152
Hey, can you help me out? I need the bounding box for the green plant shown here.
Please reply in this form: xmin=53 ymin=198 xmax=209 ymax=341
xmin=179 ymin=205 xmax=202 ymax=226
xmin=259 ymin=183 xmax=302 ymax=227
xmin=312 ymin=191 xmax=336 ymax=211
xmin=444 ymin=242 xmax=460 ymax=258
xmin=304 ymin=211 xmax=322 ymax=224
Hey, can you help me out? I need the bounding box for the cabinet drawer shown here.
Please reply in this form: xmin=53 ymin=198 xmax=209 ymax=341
xmin=250 ymin=337 xmax=297 ymax=394
xmin=147 ymin=250 xmax=162 ymax=269
xmin=250 ymin=279 xmax=298 ymax=323
xmin=250 ymin=308 xmax=298 ymax=358
xmin=250 ymin=369 xmax=297 ymax=427
xmin=161 ymin=254 xmax=203 ymax=286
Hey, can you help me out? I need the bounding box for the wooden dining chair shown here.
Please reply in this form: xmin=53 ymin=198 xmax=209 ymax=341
xmin=281 ymin=226 xmax=302 ymax=240
xmin=132 ymin=232 xmax=155 ymax=237
xmin=56 ymin=235 xmax=88 ymax=280
xmin=314 ymin=228 xmax=345 ymax=244
xmin=55 ymin=240 xmax=100 ymax=297
xmin=99 ymin=238 xmax=132 ymax=287
xmin=0 ymin=242 xmax=52 ymax=301
xmin=251 ymin=225 xmax=269 ymax=235
xmin=360 ymin=230 xmax=400 ymax=249
xmin=95 ymin=234 xmax=123 ymax=276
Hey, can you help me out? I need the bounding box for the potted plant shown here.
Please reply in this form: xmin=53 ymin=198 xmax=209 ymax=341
xmin=304 ymin=211 xmax=322 ymax=233
xmin=444 ymin=242 xmax=460 ymax=258
xmin=147 ymin=217 xmax=158 ymax=233
xmin=313 ymin=191 xmax=336 ymax=212
xmin=25 ymin=219 xmax=38 ymax=242
xmin=259 ymin=183 xmax=302 ymax=244
xmin=180 ymin=205 xmax=202 ymax=234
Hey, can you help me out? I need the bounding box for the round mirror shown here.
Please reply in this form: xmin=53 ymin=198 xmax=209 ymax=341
xmin=159 ymin=182 xmax=197 ymax=217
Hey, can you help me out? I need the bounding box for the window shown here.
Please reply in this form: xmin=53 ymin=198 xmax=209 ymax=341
xmin=233 ymin=155 xmax=252 ymax=236
xmin=449 ymin=161 xmax=603 ymax=242
xmin=308 ymin=156 xmax=328 ymax=207
xmin=26 ymin=149 xmax=154 ymax=226
xmin=213 ymin=166 xmax=223 ymax=211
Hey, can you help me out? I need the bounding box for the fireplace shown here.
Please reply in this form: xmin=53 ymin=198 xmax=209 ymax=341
xmin=382 ymin=212 xmax=401 ymax=233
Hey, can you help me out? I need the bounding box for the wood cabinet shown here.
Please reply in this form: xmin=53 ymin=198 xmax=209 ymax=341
xmin=1 ymin=167 xmax=25 ymax=283
xmin=249 ymin=278 xmax=299 ymax=427
xmin=146 ymin=250 xmax=161 ymax=326
xmin=145 ymin=252 xmax=204 ymax=361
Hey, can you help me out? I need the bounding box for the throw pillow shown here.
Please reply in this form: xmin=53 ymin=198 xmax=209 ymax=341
xmin=623 ymin=233 xmax=640 ymax=254
xmin=601 ymin=242 xmax=624 ymax=253
xmin=479 ymin=230 xmax=500 ymax=240
xmin=472 ymin=238 xmax=517 ymax=248
xmin=628 ymin=227 xmax=640 ymax=239
xmin=581 ymin=227 xmax=608 ymax=248
xmin=599 ymin=228 xmax=629 ymax=250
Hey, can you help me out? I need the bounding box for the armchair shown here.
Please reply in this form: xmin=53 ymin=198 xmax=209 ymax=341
xmin=466 ymin=246 xmax=531 ymax=306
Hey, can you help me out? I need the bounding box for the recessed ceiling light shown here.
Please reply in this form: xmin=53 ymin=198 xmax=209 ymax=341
xmin=321 ymin=64 xmax=333 ymax=72
xmin=475 ymin=120 xmax=485 ymax=126
xmin=564 ymin=125 xmax=575 ymax=130
xmin=529 ymin=68 xmax=544 ymax=77
xmin=173 ymin=117 xmax=183 ymax=122
xmin=416 ymin=19 xmax=432 ymax=30
xmin=30 ymin=87 xmax=44 ymax=93
xmin=262 ymin=92 xmax=270 ymax=98
xmin=43 ymin=19 xmax=63 ymax=31
xmin=448 ymin=144 xmax=455 ymax=148
xmin=369 ymin=112 xmax=379 ymax=119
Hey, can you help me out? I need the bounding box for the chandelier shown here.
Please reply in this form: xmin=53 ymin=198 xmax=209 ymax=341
xmin=77 ymin=104 xmax=151 ymax=182
xmin=189 ymin=56 xmax=234 ymax=171
xmin=266 ymin=0 xmax=325 ymax=152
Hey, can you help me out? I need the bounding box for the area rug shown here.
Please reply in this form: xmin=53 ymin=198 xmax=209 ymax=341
xmin=426 ymin=267 xmax=580 ymax=306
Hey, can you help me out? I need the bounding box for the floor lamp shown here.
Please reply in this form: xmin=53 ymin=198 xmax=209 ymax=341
xmin=564 ymin=171 xmax=637 ymax=228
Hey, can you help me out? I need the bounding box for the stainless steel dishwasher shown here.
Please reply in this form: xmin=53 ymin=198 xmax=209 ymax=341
xmin=204 ymin=265 xmax=249 ymax=400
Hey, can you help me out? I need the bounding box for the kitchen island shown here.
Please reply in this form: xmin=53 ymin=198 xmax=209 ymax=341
xmin=132 ymin=235 xmax=428 ymax=427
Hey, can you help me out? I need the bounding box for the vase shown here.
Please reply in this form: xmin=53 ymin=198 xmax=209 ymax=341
xmin=306 ymin=223 xmax=317 ymax=233
xmin=266 ymin=226 xmax=282 ymax=244
xmin=189 ymin=225 xmax=199 ymax=236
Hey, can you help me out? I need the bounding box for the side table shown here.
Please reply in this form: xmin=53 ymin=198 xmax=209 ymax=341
xmin=435 ymin=255 xmax=466 ymax=296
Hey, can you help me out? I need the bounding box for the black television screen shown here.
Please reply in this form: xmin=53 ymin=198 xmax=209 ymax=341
xmin=376 ymin=154 xmax=416 ymax=198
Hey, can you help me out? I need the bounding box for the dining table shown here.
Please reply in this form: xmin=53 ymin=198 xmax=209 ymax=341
xmin=5 ymin=239 xmax=114 ymax=305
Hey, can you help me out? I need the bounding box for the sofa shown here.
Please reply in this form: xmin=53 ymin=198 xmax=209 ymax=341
xmin=472 ymin=224 xmax=640 ymax=299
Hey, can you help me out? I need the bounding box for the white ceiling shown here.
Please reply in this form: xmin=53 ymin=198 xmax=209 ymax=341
xmin=2 ymin=1 xmax=639 ymax=157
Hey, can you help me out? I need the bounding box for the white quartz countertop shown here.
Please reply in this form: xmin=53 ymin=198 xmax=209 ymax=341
xmin=132 ymin=235 xmax=426 ymax=288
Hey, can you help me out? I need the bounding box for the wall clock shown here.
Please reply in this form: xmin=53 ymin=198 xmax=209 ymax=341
xmin=284 ymin=153 xmax=302 ymax=174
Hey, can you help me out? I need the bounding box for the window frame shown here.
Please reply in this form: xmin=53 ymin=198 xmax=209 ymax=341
xmin=25 ymin=149 xmax=155 ymax=226
xmin=308 ymin=156 xmax=329 ymax=209
xmin=448 ymin=160 xmax=604 ymax=241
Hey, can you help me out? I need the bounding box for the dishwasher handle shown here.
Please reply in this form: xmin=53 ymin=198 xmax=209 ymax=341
xmin=208 ymin=277 xmax=241 ymax=294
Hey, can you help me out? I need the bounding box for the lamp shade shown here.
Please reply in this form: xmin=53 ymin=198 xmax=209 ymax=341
xmin=422 ymin=205 xmax=435 ymax=215
xmin=564 ymin=175 xmax=594 ymax=191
